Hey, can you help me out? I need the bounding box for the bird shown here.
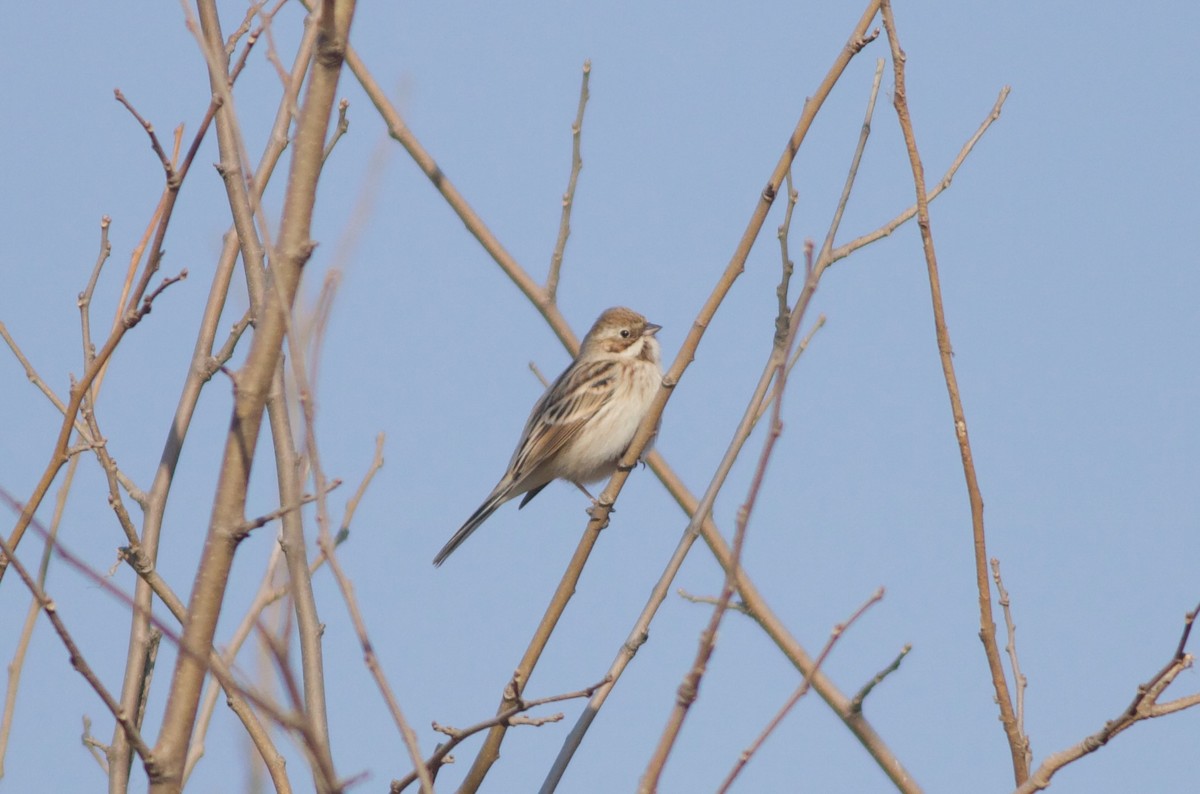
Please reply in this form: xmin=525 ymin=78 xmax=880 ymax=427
xmin=433 ymin=307 xmax=663 ymax=566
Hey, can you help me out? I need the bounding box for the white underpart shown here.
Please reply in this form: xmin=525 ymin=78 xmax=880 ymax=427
xmin=559 ymin=336 xmax=661 ymax=484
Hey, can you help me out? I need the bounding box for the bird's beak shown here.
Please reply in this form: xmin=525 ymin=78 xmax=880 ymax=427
xmin=644 ymin=322 xmax=662 ymax=336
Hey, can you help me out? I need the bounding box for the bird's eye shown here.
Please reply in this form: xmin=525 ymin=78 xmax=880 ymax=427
xmin=620 ymin=329 xmax=631 ymax=338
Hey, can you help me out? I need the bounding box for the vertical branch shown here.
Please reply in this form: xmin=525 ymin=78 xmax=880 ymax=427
xmin=991 ymin=558 xmax=1031 ymax=769
xmin=878 ymin=0 xmax=1027 ymax=784
xmin=545 ymin=59 xmax=591 ymax=302
xmin=149 ymin=1 xmax=358 ymax=790
xmin=716 ymin=589 xmax=885 ymax=794
xmin=108 ymin=17 xmax=320 ymax=789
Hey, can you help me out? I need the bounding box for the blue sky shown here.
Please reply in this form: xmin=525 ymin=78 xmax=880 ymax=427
xmin=1 ymin=1 xmax=1197 ymax=792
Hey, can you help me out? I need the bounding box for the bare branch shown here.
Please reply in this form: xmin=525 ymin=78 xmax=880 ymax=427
xmin=640 ymin=240 xmax=811 ymax=792
xmin=389 ymin=678 xmax=610 ymax=793
xmin=850 ymin=644 xmax=911 ymax=714
xmin=773 ymin=169 xmax=798 ymax=343
xmin=81 ymin=716 xmax=110 ymax=774
xmin=347 ymin=6 xmax=941 ymax=791
xmin=880 ymin=0 xmax=1025 ymax=782
xmin=676 ymin=588 xmax=753 ymax=617
xmin=124 ymin=269 xmax=189 ymax=328
xmin=0 ymin=513 xmax=157 ymax=772
xmin=546 ymin=59 xmax=591 ymax=301
xmin=829 ymin=86 xmax=1010 ymax=266
xmin=322 ymin=98 xmax=350 ymax=163
xmin=548 ymin=22 xmax=923 ymax=792
xmin=337 ymin=434 xmax=385 ymax=541
xmin=0 ymin=455 xmax=81 ymax=778
xmin=150 ymin=2 xmax=360 ymax=786
xmin=717 ymin=589 xmax=885 ymax=793
xmin=78 ymin=216 xmax=113 ymax=371
xmin=239 ymin=480 xmax=343 ymax=536
xmin=1015 ymin=602 xmax=1200 ymax=793
xmin=114 ymin=89 xmax=179 ymax=183
xmin=109 ymin=6 xmax=317 ymax=785
xmin=992 ymin=558 xmax=1031 ymax=768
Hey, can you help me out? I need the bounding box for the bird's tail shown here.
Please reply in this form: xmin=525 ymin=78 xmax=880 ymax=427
xmin=433 ymin=490 xmax=508 ymax=566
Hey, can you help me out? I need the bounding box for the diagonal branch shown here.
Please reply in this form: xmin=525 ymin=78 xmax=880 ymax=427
xmin=0 ymin=515 xmax=157 ymax=773
xmin=879 ymin=0 xmax=1025 ymax=783
xmin=1015 ymin=602 xmax=1200 ymax=793
xmin=389 ymin=678 xmax=610 ymax=792
xmin=639 ymin=252 xmax=804 ymax=788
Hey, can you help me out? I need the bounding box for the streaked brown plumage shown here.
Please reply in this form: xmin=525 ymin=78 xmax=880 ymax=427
xmin=433 ymin=307 xmax=663 ymax=566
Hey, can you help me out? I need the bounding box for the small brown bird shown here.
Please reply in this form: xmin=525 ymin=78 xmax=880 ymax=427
xmin=434 ymin=307 xmax=663 ymax=565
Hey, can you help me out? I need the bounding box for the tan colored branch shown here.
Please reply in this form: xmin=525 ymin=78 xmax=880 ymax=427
xmin=149 ymin=1 xmax=358 ymax=790
xmin=1015 ymin=602 xmax=1200 ymax=793
xmin=717 ymin=589 xmax=885 ymax=793
xmin=546 ymin=60 xmax=591 ymax=301
xmin=879 ymin=0 xmax=1026 ymax=783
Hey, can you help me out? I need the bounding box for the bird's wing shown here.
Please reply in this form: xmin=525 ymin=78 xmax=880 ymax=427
xmin=506 ymin=358 xmax=618 ymax=485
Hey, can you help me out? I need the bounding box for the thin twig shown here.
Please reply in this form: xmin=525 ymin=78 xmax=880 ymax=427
xmin=78 ymin=216 xmax=113 ymax=374
xmin=322 ymin=98 xmax=350 ymax=163
xmin=114 ymin=89 xmax=178 ymax=182
xmin=546 ymin=60 xmax=591 ymax=301
xmin=528 ymin=360 xmax=551 ymax=388
xmin=991 ymin=558 xmax=1031 ymax=768
xmin=0 ymin=454 xmax=81 ymax=778
xmin=207 ymin=310 xmax=255 ymax=378
xmin=0 ymin=520 xmax=157 ymax=771
xmin=818 ymin=58 xmax=884 ymax=267
xmin=1015 ymin=602 xmax=1200 ymax=794
xmin=124 ymin=269 xmax=189 ymax=327
xmin=754 ymin=313 xmax=827 ymax=427
xmin=81 ymin=396 xmax=144 ymax=551
xmin=82 ymin=716 xmax=110 ymax=774
xmin=880 ymin=0 xmax=1025 ymax=782
xmin=850 ymin=644 xmax=911 ymax=714
xmin=282 ymin=270 xmax=409 ymax=792
xmin=634 ymin=453 xmax=922 ymax=792
xmin=676 ymin=588 xmax=753 ymax=617
xmin=774 ymin=169 xmax=798 ymax=344
xmin=337 ymin=433 xmax=385 ymax=541
xmin=0 ymin=324 xmax=98 ymax=444
xmin=278 ymin=210 xmax=420 ymax=788
xmin=389 ymin=678 xmax=611 ymax=793
xmin=828 ymin=87 xmax=1010 ymax=266
xmin=224 ymin=0 xmax=269 ymax=56
xmin=239 ymin=481 xmax=343 ymax=535
xmin=717 ymin=589 xmax=885 ymax=793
